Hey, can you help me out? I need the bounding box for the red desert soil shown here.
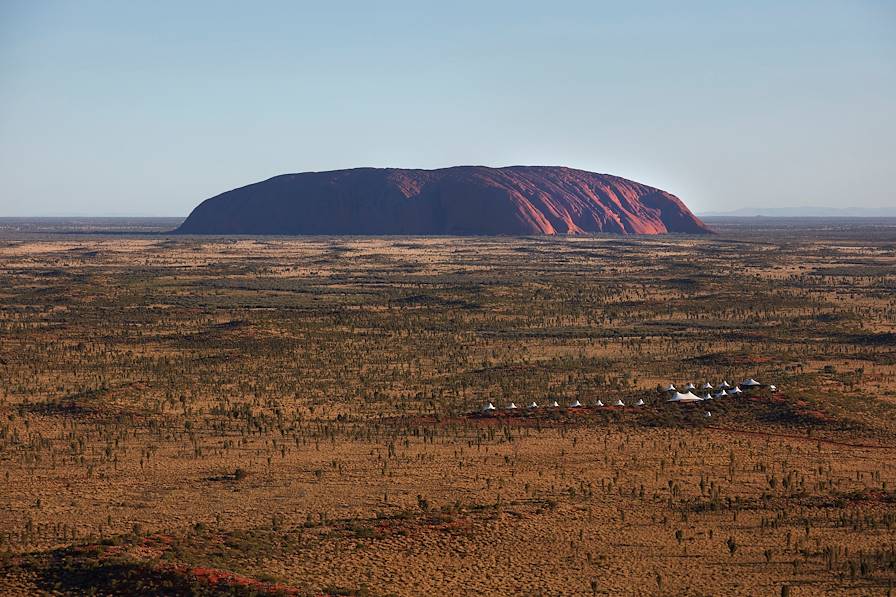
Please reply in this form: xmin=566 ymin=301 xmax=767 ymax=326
xmin=705 ymin=426 xmax=895 ymax=450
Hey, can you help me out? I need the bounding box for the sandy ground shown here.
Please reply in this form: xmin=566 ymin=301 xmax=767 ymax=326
xmin=0 ymin=230 xmax=895 ymax=595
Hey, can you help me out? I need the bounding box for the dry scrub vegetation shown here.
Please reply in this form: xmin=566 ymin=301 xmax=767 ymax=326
xmin=0 ymin=222 xmax=895 ymax=596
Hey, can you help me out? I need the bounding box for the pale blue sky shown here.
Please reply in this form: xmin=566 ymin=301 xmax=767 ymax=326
xmin=1 ymin=1 xmax=893 ymax=216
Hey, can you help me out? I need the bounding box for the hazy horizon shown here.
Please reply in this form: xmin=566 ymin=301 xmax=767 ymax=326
xmin=2 ymin=1 xmax=894 ymax=217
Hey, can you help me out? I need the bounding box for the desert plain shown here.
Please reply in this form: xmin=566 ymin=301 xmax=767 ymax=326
xmin=0 ymin=219 xmax=895 ymax=596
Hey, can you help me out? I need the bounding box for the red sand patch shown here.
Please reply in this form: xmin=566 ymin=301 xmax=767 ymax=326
xmin=165 ymin=563 xmax=301 ymax=595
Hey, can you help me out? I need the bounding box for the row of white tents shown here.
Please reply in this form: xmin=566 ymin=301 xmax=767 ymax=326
xmin=665 ymin=379 xmax=775 ymax=403
xmin=482 ymin=398 xmax=642 ymax=412
xmin=480 ymin=378 xmax=777 ymax=413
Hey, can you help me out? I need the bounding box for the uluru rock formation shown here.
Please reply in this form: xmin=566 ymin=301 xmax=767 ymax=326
xmin=176 ymin=166 xmax=710 ymax=235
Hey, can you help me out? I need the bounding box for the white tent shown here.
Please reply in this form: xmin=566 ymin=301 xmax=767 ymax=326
xmin=569 ymin=400 xmax=583 ymax=408
xmin=528 ymin=401 xmax=539 ymax=409
xmin=614 ymin=399 xmax=625 ymax=406
xmin=482 ymin=402 xmax=496 ymax=412
xmin=549 ymin=400 xmax=560 ymax=408
xmin=730 ymin=386 xmax=743 ymax=395
xmin=507 ymin=402 xmax=518 ymax=409
xmin=667 ymin=391 xmax=703 ymax=403
xmin=769 ymin=385 xmax=777 ymax=392
xmin=684 ymin=383 xmax=696 ymax=391
xmin=713 ymin=389 xmax=728 ymax=398
xmin=719 ymin=381 xmax=732 ymax=389
xmin=702 ymin=393 xmax=713 ymax=400
xmin=595 ymin=400 xmax=605 ymax=407
xmin=665 ymin=384 xmax=677 ymax=392
xmin=704 ymin=411 xmax=712 ymax=417
xmin=702 ymin=382 xmax=714 ymax=390
xmin=635 ymin=398 xmax=645 ymax=406
xmin=741 ymin=378 xmax=760 ymax=388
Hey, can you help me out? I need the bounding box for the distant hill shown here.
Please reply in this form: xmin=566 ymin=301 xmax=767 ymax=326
xmin=176 ymin=166 xmax=710 ymax=236
xmin=700 ymin=206 xmax=896 ymax=218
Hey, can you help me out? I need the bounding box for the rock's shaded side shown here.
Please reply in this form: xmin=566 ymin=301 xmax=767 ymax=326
xmin=176 ymin=166 xmax=710 ymax=235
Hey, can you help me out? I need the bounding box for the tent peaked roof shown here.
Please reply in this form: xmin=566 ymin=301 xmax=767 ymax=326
xmin=507 ymin=402 xmax=518 ymax=409
xmin=595 ymin=400 xmax=605 ymax=407
xmin=635 ymin=398 xmax=645 ymax=406
xmin=667 ymin=392 xmax=703 ymax=403
xmin=614 ymin=399 xmax=625 ymax=406
xmin=483 ymin=402 xmax=496 ymax=411
xmin=742 ymin=378 xmax=760 ymax=387
xmin=528 ymin=401 xmax=539 ymax=408
xmin=569 ymin=400 xmax=583 ymax=408
xmin=665 ymin=384 xmax=677 ymax=392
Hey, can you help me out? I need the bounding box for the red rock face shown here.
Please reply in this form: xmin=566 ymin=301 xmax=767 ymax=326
xmin=176 ymin=166 xmax=711 ymax=235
